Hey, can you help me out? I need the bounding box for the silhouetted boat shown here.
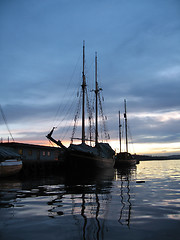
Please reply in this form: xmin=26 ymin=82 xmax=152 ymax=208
xmin=0 ymin=146 xmax=22 ymax=177
xmin=47 ymin=42 xmax=115 ymax=169
xmin=114 ymin=100 xmax=136 ymax=168
xmin=115 ymin=152 xmax=136 ymax=167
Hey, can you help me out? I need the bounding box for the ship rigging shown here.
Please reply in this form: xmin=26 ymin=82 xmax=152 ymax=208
xmin=47 ymin=42 xmax=115 ymax=169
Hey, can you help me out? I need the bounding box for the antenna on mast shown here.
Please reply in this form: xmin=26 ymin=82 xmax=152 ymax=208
xmin=82 ymin=40 xmax=86 ymax=144
xmin=124 ymin=99 xmax=128 ymax=153
xmin=95 ymin=52 xmax=98 ymax=145
xmin=118 ymin=110 xmax=122 ymax=153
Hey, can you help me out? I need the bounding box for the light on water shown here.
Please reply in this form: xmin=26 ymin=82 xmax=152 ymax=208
xmin=0 ymin=160 xmax=180 ymax=240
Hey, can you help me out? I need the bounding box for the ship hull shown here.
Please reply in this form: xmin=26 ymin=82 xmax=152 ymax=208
xmin=0 ymin=159 xmax=22 ymax=177
xmin=65 ymin=150 xmax=115 ymax=170
xmin=114 ymin=159 xmax=136 ymax=168
xmin=114 ymin=152 xmax=136 ymax=168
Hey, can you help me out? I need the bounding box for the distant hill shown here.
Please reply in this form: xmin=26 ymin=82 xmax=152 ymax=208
xmin=133 ymin=154 xmax=180 ymax=161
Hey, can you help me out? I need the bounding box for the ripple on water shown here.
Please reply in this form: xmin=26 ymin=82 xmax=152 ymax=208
xmin=0 ymin=160 xmax=180 ymax=240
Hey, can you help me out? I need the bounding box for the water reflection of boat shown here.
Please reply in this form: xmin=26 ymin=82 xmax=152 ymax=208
xmin=47 ymin=169 xmax=114 ymax=239
xmin=47 ymin=42 xmax=115 ymax=170
xmin=115 ymin=100 xmax=136 ymax=168
xmin=0 ymin=146 xmax=22 ymax=177
xmin=0 ymin=179 xmax=22 ymax=208
xmin=0 ymin=167 xmax=136 ymax=238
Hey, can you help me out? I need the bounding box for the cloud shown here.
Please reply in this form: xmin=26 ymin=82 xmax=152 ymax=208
xmin=0 ymin=0 xmax=180 ymax=154
xmin=157 ymin=66 xmax=180 ymax=80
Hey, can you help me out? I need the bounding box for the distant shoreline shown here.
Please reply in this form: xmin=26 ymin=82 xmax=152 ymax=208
xmin=133 ymin=154 xmax=180 ymax=161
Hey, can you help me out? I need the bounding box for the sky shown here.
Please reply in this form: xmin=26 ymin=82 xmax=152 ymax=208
xmin=0 ymin=0 xmax=180 ymax=155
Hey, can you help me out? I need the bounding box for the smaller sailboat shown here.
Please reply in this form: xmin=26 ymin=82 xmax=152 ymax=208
xmin=114 ymin=100 xmax=136 ymax=168
xmin=0 ymin=146 xmax=22 ymax=177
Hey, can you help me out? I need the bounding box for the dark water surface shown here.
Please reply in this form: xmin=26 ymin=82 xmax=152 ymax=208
xmin=0 ymin=160 xmax=180 ymax=240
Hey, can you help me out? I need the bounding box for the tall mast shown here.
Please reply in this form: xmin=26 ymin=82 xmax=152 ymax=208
xmin=82 ymin=41 xmax=86 ymax=144
xmin=95 ymin=52 xmax=98 ymax=145
xmin=118 ymin=110 xmax=122 ymax=153
xmin=124 ymin=99 xmax=128 ymax=153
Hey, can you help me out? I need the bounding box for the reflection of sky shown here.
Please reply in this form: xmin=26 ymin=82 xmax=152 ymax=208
xmin=0 ymin=0 xmax=180 ymax=155
xmin=135 ymin=160 xmax=180 ymax=221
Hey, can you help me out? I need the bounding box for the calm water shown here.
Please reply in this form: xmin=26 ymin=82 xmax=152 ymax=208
xmin=0 ymin=160 xmax=180 ymax=240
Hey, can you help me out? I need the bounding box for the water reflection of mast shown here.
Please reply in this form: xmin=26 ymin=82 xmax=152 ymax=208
xmin=118 ymin=171 xmax=132 ymax=227
xmin=118 ymin=179 xmax=125 ymax=225
xmin=81 ymin=193 xmax=87 ymax=240
xmin=127 ymin=178 xmax=132 ymax=227
xmin=81 ymin=192 xmax=101 ymax=240
xmin=95 ymin=193 xmax=100 ymax=240
xmin=66 ymin=170 xmax=113 ymax=239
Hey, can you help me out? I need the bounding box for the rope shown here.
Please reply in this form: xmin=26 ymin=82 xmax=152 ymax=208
xmin=128 ymin=124 xmax=135 ymax=154
xmin=50 ymin=52 xmax=82 ymax=131
xmin=86 ymin=88 xmax=95 ymax=142
xmin=0 ymin=105 xmax=14 ymax=141
xmin=98 ymin=93 xmax=109 ymax=141
xmin=71 ymin=91 xmax=82 ymax=142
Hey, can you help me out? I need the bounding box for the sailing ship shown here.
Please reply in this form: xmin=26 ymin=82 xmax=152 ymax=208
xmin=114 ymin=100 xmax=136 ymax=168
xmin=47 ymin=43 xmax=115 ymax=169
